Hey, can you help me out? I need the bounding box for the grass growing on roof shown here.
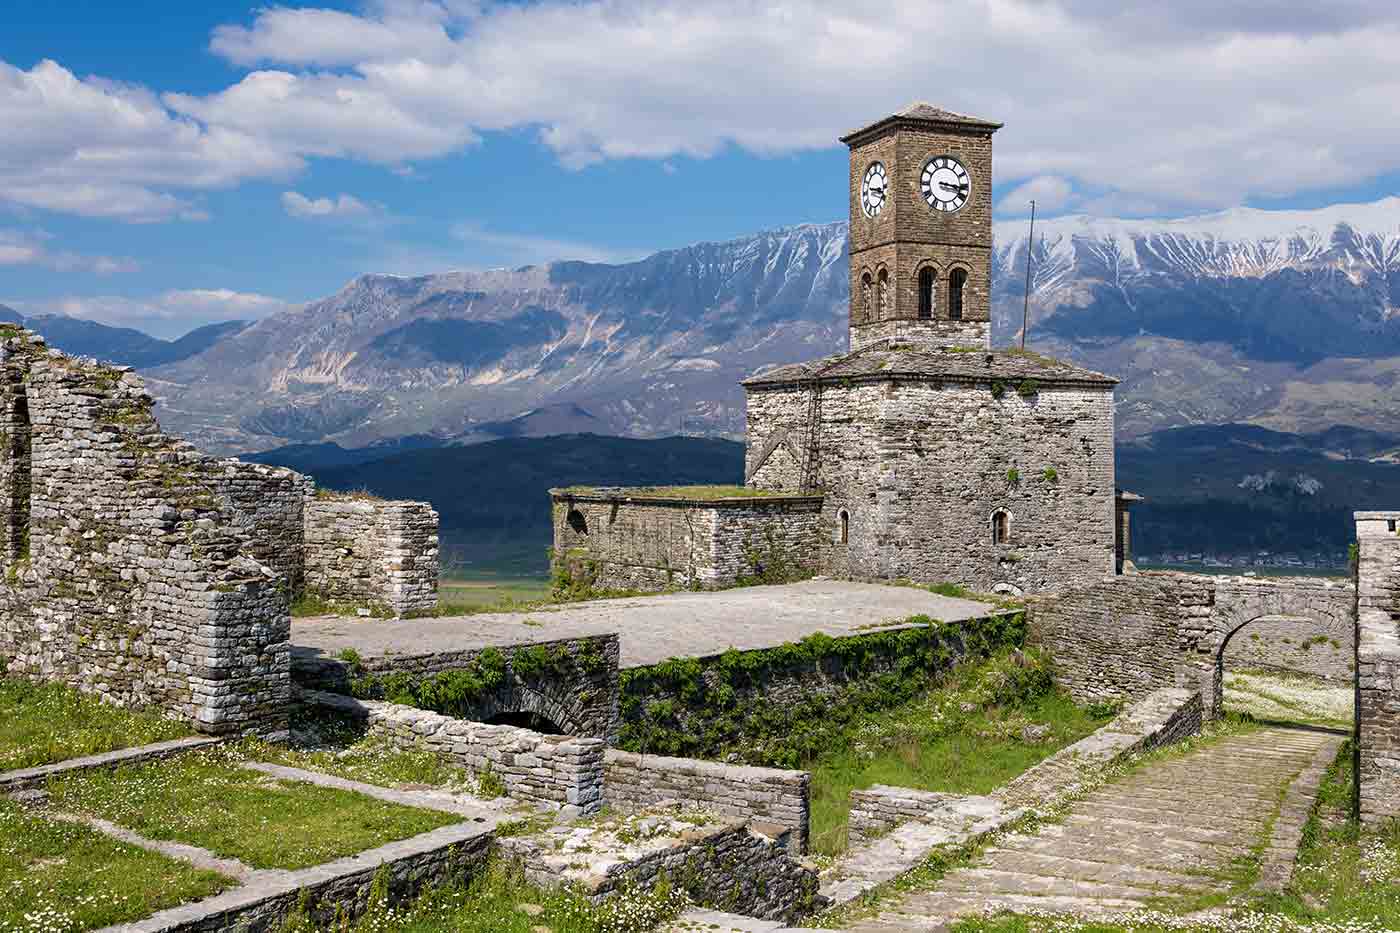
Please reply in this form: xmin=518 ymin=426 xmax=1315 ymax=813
xmin=806 ymin=650 xmax=1111 ymax=855
xmin=46 ymin=745 xmax=460 ymax=870
xmin=0 ymin=797 xmax=229 ymax=933
xmin=0 ymin=677 xmax=192 ymax=772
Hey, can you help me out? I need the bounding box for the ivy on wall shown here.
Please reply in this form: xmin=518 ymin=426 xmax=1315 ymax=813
xmin=617 ymin=611 xmax=1026 ymax=768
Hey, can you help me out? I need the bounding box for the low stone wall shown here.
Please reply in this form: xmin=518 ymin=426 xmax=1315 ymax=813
xmin=501 ymin=819 xmax=822 ymax=924
xmin=616 ymin=613 xmax=1025 ymax=762
xmin=1356 ymin=511 xmax=1400 ymax=826
xmin=303 ymin=495 xmax=439 ymax=616
xmin=550 ymin=488 xmax=824 ymax=591
xmin=301 ymin=689 xmax=605 ymax=816
xmin=843 ymin=686 xmax=1201 ymax=846
xmin=293 ymin=633 xmax=620 ymax=739
xmin=604 ymin=749 xmax=811 ymax=852
xmin=1029 ymin=570 xmax=1353 ymax=715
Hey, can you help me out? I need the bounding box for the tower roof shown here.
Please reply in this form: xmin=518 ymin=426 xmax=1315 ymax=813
xmin=840 ymin=102 xmax=1003 ymax=147
xmin=742 ymin=342 xmax=1116 ymax=390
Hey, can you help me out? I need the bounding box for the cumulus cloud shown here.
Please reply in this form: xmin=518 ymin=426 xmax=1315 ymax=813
xmin=0 ymin=229 xmax=137 ymax=274
xmin=8 ymin=1 xmax=1400 ymax=222
xmin=996 ymin=176 xmax=1076 ymax=217
xmin=281 ymin=190 xmax=374 ymax=218
xmin=12 ymin=288 xmax=294 ymax=338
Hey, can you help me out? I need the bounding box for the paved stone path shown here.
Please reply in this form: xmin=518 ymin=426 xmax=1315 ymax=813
xmin=842 ymin=726 xmax=1344 ymax=932
xmin=292 ymin=580 xmax=995 ymax=669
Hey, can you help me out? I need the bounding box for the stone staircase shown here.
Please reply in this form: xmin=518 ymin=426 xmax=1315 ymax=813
xmin=842 ymin=726 xmax=1344 ymax=931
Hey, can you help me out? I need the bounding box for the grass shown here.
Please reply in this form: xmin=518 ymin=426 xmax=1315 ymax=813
xmin=0 ymin=677 xmax=192 ymax=772
xmin=0 ymin=797 xmax=229 ymax=933
xmin=291 ymin=590 xmax=393 ymax=619
xmin=806 ymin=652 xmax=1112 ymax=856
xmin=436 ymin=576 xmax=553 ymax=614
xmin=1224 ymin=669 xmax=1354 ymax=731
xmin=46 ymin=745 xmax=461 ymax=870
xmin=281 ymin=854 xmax=688 ymax=933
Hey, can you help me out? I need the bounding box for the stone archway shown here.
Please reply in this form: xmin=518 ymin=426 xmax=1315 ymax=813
xmin=471 ymin=683 xmax=590 ymax=737
xmin=1199 ymin=579 xmax=1354 ymax=720
xmin=1206 ymin=614 xmax=1352 ymax=722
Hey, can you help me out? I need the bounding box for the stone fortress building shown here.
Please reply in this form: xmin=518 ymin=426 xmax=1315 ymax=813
xmin=554 ymin=104 xmax=1132 ymax=595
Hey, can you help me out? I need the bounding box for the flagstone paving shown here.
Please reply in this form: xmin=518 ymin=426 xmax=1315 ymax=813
xmin=841 ymin=726 xmax=1344 ymax=932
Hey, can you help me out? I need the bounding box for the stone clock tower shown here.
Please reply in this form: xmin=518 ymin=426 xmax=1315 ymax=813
xmin=842 ymin=103 xmax=1001 ymax=351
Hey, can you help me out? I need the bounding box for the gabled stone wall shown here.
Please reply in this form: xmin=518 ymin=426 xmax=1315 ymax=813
xmin=0 ymin=327 xmax=295 ymax=735
xmin=1356 ymin=511 xmax=1400 ymax=825
xmin=303 ymin=495 xmax=439 ymax=616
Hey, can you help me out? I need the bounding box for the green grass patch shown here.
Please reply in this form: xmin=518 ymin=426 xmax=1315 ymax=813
xmin=808 ymin=673 xmax=1111 ymax=855
xmin=281 ymin=854 xmax=687 ymax=933
xmin=0 ymin=677 xmax=192 ymax=772
xmin=436 ymin=577 xmax=553 ymax=614
xmin=291 ymin=589 xmax=393 ymax=618
xmin=0 ymin=797 xmax=229 ymax=932
xmin=47 ymin=746 xmax=460 ymax=870
xmin=246 ymin=717 xmax=477 ymax=791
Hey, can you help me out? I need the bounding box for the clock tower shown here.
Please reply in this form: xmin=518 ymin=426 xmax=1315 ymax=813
xmin=842 ymin=103 xmax=1001 ymax=351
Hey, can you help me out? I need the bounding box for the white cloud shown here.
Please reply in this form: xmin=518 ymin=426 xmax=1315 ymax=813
xmin=997 ymin=176 xmax=1076 ymax=217
xmin=450 ymin=223 xmax=644 ymax=266
xmin=0 ymin=229 xmax=137 ymax=274
xmin=8 ymin=1 xmax=1400 ymax=222
xmin=281 ymin=190 xmax=374 ymax=218
xmin=11 ymin=288 xmax=295 ymax=338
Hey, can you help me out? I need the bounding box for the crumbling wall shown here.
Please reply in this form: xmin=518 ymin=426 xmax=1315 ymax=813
xmin=303 ymin=495 xmax=439 ymax=616
xmin=0 ymin=327 xmax=291 ymax=736
xmin=550 ymin=490 xmax=823 ymax=591
xmin=1356 ymin=511 xmax=1400 ymax=825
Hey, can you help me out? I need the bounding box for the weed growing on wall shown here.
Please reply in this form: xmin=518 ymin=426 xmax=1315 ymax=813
xmin=617 ymin=611 xmax=1027 ymax=767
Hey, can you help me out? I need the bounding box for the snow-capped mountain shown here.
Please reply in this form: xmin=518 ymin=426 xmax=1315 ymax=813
xmin=144 ymin=198 xmax=1400 ymax=453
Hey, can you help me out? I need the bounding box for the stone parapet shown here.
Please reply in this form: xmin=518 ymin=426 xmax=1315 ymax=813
xmin=303 ymin=495 xmax=439 ymax=616
xmin=301 ymin=689 xmax=605 ymax=816
xmin=604 ymin=749 xmax=811 ymax=852
xmin=1356 ymin=511 xmax=1400 ymax=825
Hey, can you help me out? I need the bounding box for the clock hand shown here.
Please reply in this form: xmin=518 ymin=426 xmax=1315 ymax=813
xmin=939 ymin=181 xmax=968 ymax=192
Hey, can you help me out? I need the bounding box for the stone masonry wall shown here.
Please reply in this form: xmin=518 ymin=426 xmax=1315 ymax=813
xmin=551 ymin=491 xmax=824 ymax=592
xmin=303 ymin=495 xmax=439 ymax=616
xmin=604 ymin=749 xmax=811 ymax=852
xmin=1222 ymin=614 xmax=1353 ymax=683
xmin=745 ymin=379 xmax=1116 ymax=594
xmin=293 ymin=633 xmax=621 ymax=740
xmin=303 ymin=688 xmax=605 ymax=816
xmin=1356 ymin=511 xmax=1400 ymax=825
xmin=0 ymin=327 xmax=293 ymax=736
xmin=1030 ymin=571 xmax=1354 ymax=716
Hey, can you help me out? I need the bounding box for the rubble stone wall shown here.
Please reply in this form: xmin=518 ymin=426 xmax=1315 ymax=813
xmin=1356 ymin=511 xmax=1400 ymax=825
xmin=1029 ymin=571 xmax=1353 ymax=716
xmin=293 ymin=633 xmax=621 ymax=740
xmin=0 ymin=327 xmax=292 ymax=736
xmin=604 ymin=750 xmax=811 ymax=852
xmin=303 ymin=496 xmax=439 ymax=616
xmin=550 ymin=491 xmax=824 ymax=591
xmin=302 ymin=688 xmax=606 ymax=816
xmin=744 ymin=379 xmax=1116 ymax=594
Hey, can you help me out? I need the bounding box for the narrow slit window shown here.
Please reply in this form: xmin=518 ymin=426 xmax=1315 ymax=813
xmin=992 ymin=509 xmax=1010 ymax=545
xmin=918 ymin=267 xmax=935 ymax=319
xmin=949 ymin=268 xmax=967 ymax=321
xmin=838 ymin=509 xmax=850 ymax=544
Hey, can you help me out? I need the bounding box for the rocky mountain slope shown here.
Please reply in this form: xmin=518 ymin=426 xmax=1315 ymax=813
xmin=140 ymin=198 xmax=1400 ymax=453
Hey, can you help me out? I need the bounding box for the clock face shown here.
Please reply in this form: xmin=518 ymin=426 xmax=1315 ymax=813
xmin=921 ymin=156 xmax=971 ymax=212
xmin=860 ymin=162 xmax=888 ymax=218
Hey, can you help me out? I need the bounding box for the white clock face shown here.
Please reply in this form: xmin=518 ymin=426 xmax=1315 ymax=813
xmin=860 ymin=162 xmax=888 ymax=218
xmin=921 ymin=156 xmax=971 ymax=212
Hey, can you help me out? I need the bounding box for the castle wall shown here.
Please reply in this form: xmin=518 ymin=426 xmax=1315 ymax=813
xmin=1356 ymin=511 xmax=1400 ymax=825
xmin=550 ymin=491 xmax=824 ymax=591
xmin=0 ymin=327 xmax=292 ymax=736
xmin=1028 ymin=571 xmax=1354 ymax=714
xmin=303 ymin=495 xmax=439 ymax=616
xmin=745 ymin=379 xmax=1115 ymax=594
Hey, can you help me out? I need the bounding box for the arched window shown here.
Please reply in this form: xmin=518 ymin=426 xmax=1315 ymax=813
xmin=876 ymin=268 xmax=890 ymax=316
xmin=991 ymin=508 xmax=1010 ymax=546
xmin=566 ymin=507 xmax=588 ymax=535
xmin=837 ymin=509 xmax=850 ymax=545
xmin=859 ymin=271 xmax=873 ymax=322
xmin=917 ymin=267 xmax=935 ymax=319
xmin=948 ymin=268 xmax=967 ymax=320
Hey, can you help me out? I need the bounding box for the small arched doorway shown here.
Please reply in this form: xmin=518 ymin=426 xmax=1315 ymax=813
xmin=1209 ymin=614 xmax=1354 ymax=731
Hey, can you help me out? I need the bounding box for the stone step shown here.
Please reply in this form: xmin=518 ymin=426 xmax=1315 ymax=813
xmin=842 ymin=891 xmax=1152 ymax=931
xmin=934 ymin=866 xmax=1173 ymax=902
xmin=974 ymin=848 xmax=1227 ymax=893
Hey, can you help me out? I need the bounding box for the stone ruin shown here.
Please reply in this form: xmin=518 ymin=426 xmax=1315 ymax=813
xmin=0 ymin=325 xmax=441 ymax=737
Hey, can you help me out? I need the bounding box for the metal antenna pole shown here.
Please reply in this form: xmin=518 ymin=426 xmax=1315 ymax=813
xmin=1021 ymin=199 xmax=1036 ymax=351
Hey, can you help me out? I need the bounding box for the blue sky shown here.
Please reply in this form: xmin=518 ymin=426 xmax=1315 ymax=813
xmin=4 ymin=0 xmax=1400 ymax=336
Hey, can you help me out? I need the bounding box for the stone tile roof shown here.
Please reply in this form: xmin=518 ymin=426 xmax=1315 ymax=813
xmin=742 ymin=342 xmax=1117 ymax=389
xmin=841 ymin=102 xmax=1003 ymax=144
